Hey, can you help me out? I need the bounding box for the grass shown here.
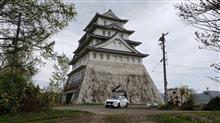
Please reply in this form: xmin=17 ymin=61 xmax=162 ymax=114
xmin=106 ymin=115 xmax=128 ymax=123
xmin=146 ymin=112 xmax=220 ymax=123
xmin=0 ymin=109 xmax=93 ymax=123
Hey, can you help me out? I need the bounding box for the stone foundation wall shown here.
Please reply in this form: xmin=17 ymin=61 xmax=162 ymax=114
xmin=71 ymin=60 xmax=164 ymax=104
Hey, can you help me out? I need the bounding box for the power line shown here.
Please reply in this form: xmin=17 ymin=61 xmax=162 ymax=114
xmin=152 ymin=70 xmax=213 ymax=77
xmin=151 ymin=61 xmax=162 ymax=72
xmin=168 ymin=64 xmax=211 ymax=70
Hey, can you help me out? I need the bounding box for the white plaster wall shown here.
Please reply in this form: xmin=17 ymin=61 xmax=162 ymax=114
xmin=101 ymin=39 xmax=132 ymax=52
xmin=93 ymin=28 xmax=129 ymax=40
xmin=93 ymin=28 xmax=102 ymax=35
xmin=72 ymin=53 xmax=90 ymax=70
xmin=72 ymin=51 xmax=143 ymax=71
xmin=87 ymin=51 xmax=142 ymax=64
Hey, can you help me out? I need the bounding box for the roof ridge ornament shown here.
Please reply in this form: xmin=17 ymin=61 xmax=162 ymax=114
xmin=102 ymin=9 xmax=120 ymax=19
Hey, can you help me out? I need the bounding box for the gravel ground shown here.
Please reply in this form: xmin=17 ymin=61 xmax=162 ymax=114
xmin=53 ymin=104 xmax=201 ymax=115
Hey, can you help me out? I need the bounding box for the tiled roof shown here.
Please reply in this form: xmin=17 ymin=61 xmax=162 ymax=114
xmin=83 ymin=10 xmax=128 ymax=31
xmin=88 ymin=24 xmax=134 ymax=34
xmin=102 ymin=9 xmax=120 ymax=19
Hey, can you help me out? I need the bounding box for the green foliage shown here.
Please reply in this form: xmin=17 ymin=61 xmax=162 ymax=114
xmin=147 ymin=114 xmax=191 ymax=123
xmin=160 ymin=94 xmax=196 ymax=110
xmin=0 ymin=73 xmax=52 ymax=113
xmin=204 ymin=96 xmax=220 ymax=110
xmin=48 ymin=53 xmax=70 ymax=93
xmin=0 ymin=109 xmax=92 ymax=123
xmin=0 ymin=73 xmax=28 ymax=113
xmin=0 ymin=0 xmax=76 ymax=113
xmin=158 ymin=100 xmax=179 ymax=110
xmin=181 ymin=95 xmax=196 ymax=110
xmin=0 ymin=0 xmax=76 ymax=75
xmin=147 ymin=112 xmax=220 ymax=123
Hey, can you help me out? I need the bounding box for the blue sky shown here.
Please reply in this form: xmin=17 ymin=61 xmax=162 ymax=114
xmin=33 ymin=0 xmax=219 ymax=93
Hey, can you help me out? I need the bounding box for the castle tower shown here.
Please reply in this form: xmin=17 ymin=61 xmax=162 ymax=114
xmin=63 ymin=10 xmax=164 ymax=104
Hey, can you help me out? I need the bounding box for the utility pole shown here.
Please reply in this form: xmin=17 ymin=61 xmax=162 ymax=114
xmin=158 ymin=33 xmax=168 ymax=104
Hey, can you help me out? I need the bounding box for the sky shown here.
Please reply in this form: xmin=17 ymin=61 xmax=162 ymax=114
xmin=33 ymin=0 xmax=219 ymax=93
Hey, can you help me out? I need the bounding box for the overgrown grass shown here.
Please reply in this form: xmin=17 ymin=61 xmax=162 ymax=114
xmin=0 ymin=108 xmax=93 ymax=123
xmin=146 ymin=112 xmax=220 ymax=123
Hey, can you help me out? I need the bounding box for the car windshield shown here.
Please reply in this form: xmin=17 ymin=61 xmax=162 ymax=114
xmin=110 ymin=96 xmax=119 ymax=99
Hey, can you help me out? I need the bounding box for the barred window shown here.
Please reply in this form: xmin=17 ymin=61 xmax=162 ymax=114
xmin=93 ymin=53 xmax=96 ymax=59
xmin=107 ymin=55 xmax=110 ymax=60
xmin=100 ymin=54 xmax=103 ymax=59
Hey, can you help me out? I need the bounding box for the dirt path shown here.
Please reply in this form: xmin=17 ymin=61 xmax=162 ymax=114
xmin=57 ymin=114 xmax=156 ymax=123
xmin=53 ymin=105 xmax=159 ymax=123
xmin=53 ymin=104 xmax=198 ymax=115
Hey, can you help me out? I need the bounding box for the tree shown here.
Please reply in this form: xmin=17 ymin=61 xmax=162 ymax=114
xmin=175 ymin=0 xmax=220 ymax=52
xmin=48 ymin=53 xmax=70 ymax=93
xmin=0 ymin=0 xmax=76 ymax=113
xmin=175 ymin=0 xmax=220 ymax=84
xmin=0 ymin=0 xmax=76 ymax=80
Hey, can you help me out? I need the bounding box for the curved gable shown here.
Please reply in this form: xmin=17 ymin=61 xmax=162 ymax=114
xmin=95 ymin=33 xmax=138 ymax=53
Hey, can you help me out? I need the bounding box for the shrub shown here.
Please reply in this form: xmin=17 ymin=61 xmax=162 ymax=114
xmin=0 ymin=73 xmax=51 ymax=113
xmin=0 ymin=74 xmax=28 ymax=113
xmin=180 ymin=95 xmax=195 ymax=110
xmin=159 ymin=94 xmax=196 ymax=110
xmin=158 ymin=100 xmax=179 ymax=110
xmin=203 ymin=96 xmax=220 ymax=110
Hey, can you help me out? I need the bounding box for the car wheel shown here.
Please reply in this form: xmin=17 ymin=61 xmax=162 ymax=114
xmin=125 ymin=103 xmax=128 ymax=108
xmin=105 ymin=105 xmax=109 ymax=108
xmin=117 ymin=103 xmax=120 ymax=108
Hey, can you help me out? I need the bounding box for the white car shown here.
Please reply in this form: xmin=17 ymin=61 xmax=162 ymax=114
xmin=105 ymin=96 xmax=128 ymax=108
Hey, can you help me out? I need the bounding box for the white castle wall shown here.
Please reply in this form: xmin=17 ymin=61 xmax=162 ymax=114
xmin=93 ymin=28 xmax=129 ymax=40
xmin=72 ymin=51 xmax=142 ymax=71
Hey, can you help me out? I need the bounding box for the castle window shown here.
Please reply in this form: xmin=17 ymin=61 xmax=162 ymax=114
xmin=102 ymin=30 xmax=106 ymax=35
xmin=104 ymin=20 xmax=107 ymax=25
xmin=93 ymin=53 xmax=96 ymax=59
xmin=138 ymin=58 xmax=141 ymax=63
xmin=114 ymin=55 xmax=117 ymax=61
xmin=132 ymin=57 xmax=135 ymax=63
xmin=108 ymin=31 xmax=111 ymax=36
xmin=113 ymin=41 xmax=116 ymax=47
xmin=118 ymin=42 xmax=122 ymax=47
xmin=126 ymin=57 xmax=129 ymax=62
xmin=119 ymin=56 xmax=122 ymax=62
xmin=100 ymin=54 xmax=103 ymax=59
xmin=107 ymin=54 xmax=110 ymax=60
xmin=121 ymin=33 xmax=124 ymax=38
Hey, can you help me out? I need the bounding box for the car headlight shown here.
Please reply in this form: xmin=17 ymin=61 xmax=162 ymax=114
xmin=113 ymin=101 xmax=118 ymax=105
